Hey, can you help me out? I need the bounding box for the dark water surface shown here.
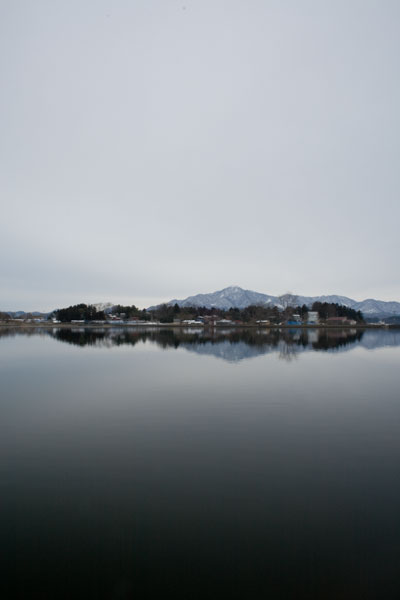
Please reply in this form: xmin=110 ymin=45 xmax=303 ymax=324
xmin=1 ymin=327 xmax=400 ymax=599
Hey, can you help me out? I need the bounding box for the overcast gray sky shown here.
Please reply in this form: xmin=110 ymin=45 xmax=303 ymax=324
xmin=1 ymin=0 xmax=399 ymax=310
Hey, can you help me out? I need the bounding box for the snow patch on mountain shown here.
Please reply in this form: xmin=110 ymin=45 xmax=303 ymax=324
xmin=93 ymin=302 xmax=115 ymax=313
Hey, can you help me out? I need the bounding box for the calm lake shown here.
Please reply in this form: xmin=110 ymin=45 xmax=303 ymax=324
xmin=2 ymin=327 xmax=400 ymax=599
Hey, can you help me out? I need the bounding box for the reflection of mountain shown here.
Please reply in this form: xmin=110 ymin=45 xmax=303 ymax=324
xmin=358 ymin=330 xmax=400 ymax=350
xmin=180 ymin=340 xmax=275 ymax=362
xmin=2 ymin=326 xmax=400 ymax=362
xmin=179 ymin=330 xmax=367 ymax=362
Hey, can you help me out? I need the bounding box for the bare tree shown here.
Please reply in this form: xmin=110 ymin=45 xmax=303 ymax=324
xmin=278 ymin=339 xmax=299 ymax=362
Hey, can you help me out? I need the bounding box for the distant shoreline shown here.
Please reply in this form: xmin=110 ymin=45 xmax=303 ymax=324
xmin=1 ymin=322 xmax=397 ymax=330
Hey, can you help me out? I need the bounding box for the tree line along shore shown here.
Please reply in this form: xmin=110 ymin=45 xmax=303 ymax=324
xmin=2 ymin=300 xmax=390 ymax=328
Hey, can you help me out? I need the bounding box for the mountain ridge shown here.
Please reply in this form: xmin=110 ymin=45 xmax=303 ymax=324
xmin=147 ymin=286 xmax=400 ymax=317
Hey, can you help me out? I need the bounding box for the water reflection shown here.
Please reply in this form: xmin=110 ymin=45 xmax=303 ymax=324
xmin=1 ymin=326 xmax=399 ymax=362
xmin=2 ymin=325 xmax=400 ymax=599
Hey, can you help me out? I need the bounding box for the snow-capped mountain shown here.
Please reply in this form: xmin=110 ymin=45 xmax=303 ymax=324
xmin=296 ymin=294 xmax=355 ymax=307
xmin=153 ymin=286 xmax=277 ymax=311
xmin=148 ymin=286 xmax=400 ymax=317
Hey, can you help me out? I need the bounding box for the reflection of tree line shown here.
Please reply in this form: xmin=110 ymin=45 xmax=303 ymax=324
xmin=0 ymin=327 xmax=50 ymax=340
xmin=0 ymin=326 xmax=367 ymax=357
xmin=312 ymin=329 xmax=364 ymax=350
xmin=41 ymin=327 xmax=366 ymax=354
